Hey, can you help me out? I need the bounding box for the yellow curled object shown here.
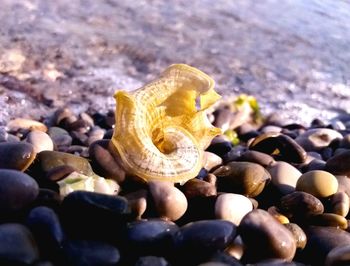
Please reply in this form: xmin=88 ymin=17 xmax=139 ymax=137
xmin=111 ymin=64 xmax=222 ymax=183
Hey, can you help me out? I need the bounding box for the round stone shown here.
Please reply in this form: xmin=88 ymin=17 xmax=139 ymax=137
xmin=149 ymin=181 xmax=187 ymax=221
xmin=25 ymin=130 xmax=54 ymax=153
xmin=203 ymin=152 xmax=223 ymax=172
xmin=296 ymin=170 xmax=338 ymax=198
xmin=182 ymin=178 xmax=217 ymax=198
xmin=267 ymin=161 xmax=301 ymax=195
xmin=0 ymin=169 xmax=39 ymax=213
xmin=0 ymin=223 xmax=39 ymax=265
xmin=239 ymin=209 xmax=296 ymax=262
xmin=215 ymin=193 xmax=253 ymax=225
xmin=295 ymin=128 xmax=343 ymax=152
xmin=47 ymin=127 xmax=72 ymax=150
xmin=213 ymin=161 xmax=271 ymax=197
xmin=0 ymin=142 xmax=35 ymax=171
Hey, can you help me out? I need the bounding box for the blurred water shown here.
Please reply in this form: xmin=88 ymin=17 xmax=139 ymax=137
xmin=0 ymin=0 xmax=350 ymax=125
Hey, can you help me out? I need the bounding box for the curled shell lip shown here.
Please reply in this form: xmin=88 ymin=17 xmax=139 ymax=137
xmin=111 ymin=64 xmax=221 ymax=183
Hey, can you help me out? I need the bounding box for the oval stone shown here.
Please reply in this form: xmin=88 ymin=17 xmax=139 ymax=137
xmin=182 ymin=178 xmax=217 ymax=199
xmin=0 ymin=142 xmax=35 ymax=171
xmin=134 ymin=256 xmax=170 ymax=266
xmin=213 ymin=161 xmax=271 ymax=197
xmin=296 ymin=170 xmax=338 ymax=198
xmin=239 ymin=209 xmax=296 ymax=262
xmin=284 ymin=223 xmax=307 ymax=250
xmin=267 ymin=161 xmax=301 ymax=195
xmin=25 ymin=130 xmax=54 ymax=153
xmin=203 ymin=151 xmax=223 ymax=171
xmin=149 ymin=181 xmax=187 ymax=221
xmin=326 ymin=150 xmax=350 ymax=176
xmin=61 ymin=191 xmax=130 ymax=241
xmin=26 ymin=206 xmax=64 ymax=260
xmin=295 ymin=128 xmax=343 ymax=152
xmin=325 ymin=245 xmax=350 ymax=266
xmin=63 ymin=240 xmax=120 ymax=266
xmin=237 ymin=150 xmax=275 ymax=167
xmin=310 ymin=213 xmax=348 ymax=229
xmin=0 ymin=223 xmax=39 ymax=265
xmin=0 ymin=169 xmax=39 ymax=213
xmin=215 ymin=193 xmax=253 ymax=225
xmin=303 ymin=226 xmax=350 ymax=265
xmin=279 ymin=191 xmax=324 ymax=220
xmin=124 ymin=219 xmax=179 ymax=256
xmin=331 ymin=191 xmax=350 ymax=217
xmin=175 ymin=220 xmax=236 ymax=254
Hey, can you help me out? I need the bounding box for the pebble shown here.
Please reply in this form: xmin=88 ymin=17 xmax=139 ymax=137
xmin=87 ymin=127 xmax=105 ymax=145
xmin=25 ymin=130 xmax=54 ymax=153
xmin=213 ymin=161 xmax=271 ymax=197
xmin=89 ymin=140 xmax=126 ymax=183
xmin=47 ymin=127 xmax=72 ymax=150
xmin=26 ymin=206 xmax=64 ymax=260
xmin=278 ymin=191 xmax=324 ymax=220
xmin=325 ymin=245 xmax=350 ymax=266
xmin=330 ymin=191 xmax=350 ymax=217
xmin=215 ymin=193 xmax=253 ymax=225
xmin=134 ymin=256 xmax=170 ymax=266
xmin=0 ymin=223 xmax=39 ymax=265
xmin=0 ymin=169 xmax=39 ymax=213
xmin=284 ymin=223 xmax=307 ymax=250
xmin=61 ymin=191 xmax=130 ymax=241
xmin=325 ymin=150 xmax=350 ymax=176
xmin=236 ymin=150 xmax=275 ymax=167
xmin=62 ymin=239 xmax=120 ymax=266
xmin=124 ymin=189 xmax=148 ymax=219
xmin=206 ymin=140 xmax=233 ymax=157
xmin=124 ymin=219 xmax=178 ymax=256
xmin=303 ymin=226 xmax=350 ymax=265
xmin=310 ymin=213 xmax=348 ymax=229
xmin=7 ymin=118 xmax=47 ymax=132
xmin=296 ymin=170 xmax=338 ymax=198
xmin=149 ymin=181 xmax=188 ymax=221
xmin=203 ymin=151 xmax=223 ymax=171
xmin=239 ymin=209 xmax=296 ymax=262
xmin=174 ymin=220 xmax=236 ymax=263
xmin=267 ymin=161 xmax=301 ymax=195
xmin=182 ymin=178 xmax=217 ymax=198
xmin=0 ymin=142 xmax=35 ymax=171
xmin=295 ymin=128 xmax=343 ymax=152
xmin=249 ymin=133 xmax=307 ymax=164
xmin=37 ymin=150 xmax=94 ymax=176
xmin=336 ymin=175 xmax=350 ymax=197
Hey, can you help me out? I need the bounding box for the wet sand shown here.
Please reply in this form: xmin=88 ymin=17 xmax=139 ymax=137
xmin=1 ymin=0 xmax=350 ymax=125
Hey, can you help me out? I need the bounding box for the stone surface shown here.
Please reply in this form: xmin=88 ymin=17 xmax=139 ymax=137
xmin=25 ymin=130 xmax=54 ymax=153
xmin=296 ymin=170 xmax=338 ymax=198
xmin=239 ymin=209 xmax=296 ymax=262
xmin=0 ymin=169 xmax=39 ymax=213
xmin=0 ymin=142 xmax=35 ymax=171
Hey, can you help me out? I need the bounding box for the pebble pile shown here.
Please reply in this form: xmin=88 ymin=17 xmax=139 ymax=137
xmin=1 ymin=105 xmax=350 ymax=266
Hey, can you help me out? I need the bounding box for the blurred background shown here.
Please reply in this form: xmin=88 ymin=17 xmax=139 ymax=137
xmin=0 ymin=0 xmax=349 ymax=125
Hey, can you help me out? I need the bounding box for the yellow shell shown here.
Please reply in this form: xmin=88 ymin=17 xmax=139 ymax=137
xmin=110 ymin=64 xmax=222 ymax=183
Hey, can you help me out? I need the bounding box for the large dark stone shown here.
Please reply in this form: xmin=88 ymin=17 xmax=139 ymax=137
xmin=0 ymin=223 xmax=39 ymax=265
xmin=60 ymin=191 xmax=131 ymax=242
xmin=0 ymin=142 xmax=35 ymax=171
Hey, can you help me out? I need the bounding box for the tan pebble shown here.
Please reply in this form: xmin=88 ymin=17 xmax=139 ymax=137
xmin=124 ymin=189 xmax=148 ymax=219
xmin=25 ymin=130 xmax=54 ymax=153
xmin=296 ymin=170 xmax=338 ymax=198
xmin=215 ymin=193 xmax=252 ymax=225
xmin=203 ymin=151 xmax=222 ymax=171
xmin=295 ymin=128 xmax=343 ymax=151
xmin=331 ymin=192 xmax=350 ymax=217
xmin=7 ymin=118 xmax=47 ymax=132
xmin=311 ymin=213 xmax=348 ymax=230
xmin=149 ymin=181 xmax=187 ymax=221
xmin=267 ymin=206 xmax=289 ymax=224
xmin=267 ymin=161 xmax=301 ymax=195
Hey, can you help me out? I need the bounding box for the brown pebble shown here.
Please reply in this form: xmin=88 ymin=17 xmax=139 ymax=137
xmin=325 ymin=245 xmax=350 ymax=266
xmin=202 ymin=151 xmax=222 ymax=171
xmin=284 ymin=223 xmax=307 ymax=249
xmin=0 ymin=142 xmax=36 ymax=171
xmin=182 ymin=178 xmax=217 ymax=198
xmin=237 ymin=150 xmax=275 ymax=167
xmin=124 ymin=189 xmax=148 ymax=219
xmin=326 ymin=150 xmax=350 ymax=176
xmin=331 ymin=192 xmax=350 ymax=217
xmin=310 ymin=213 xmax=348 ymax=230
xmin=149 ymin=181 xmax=187 ymax=221
xmin=239 ymin=209 xmax=296 ymax=262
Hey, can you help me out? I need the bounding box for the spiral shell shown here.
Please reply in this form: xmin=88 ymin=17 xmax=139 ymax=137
xmin=110 ymin=64 xmax=221 ymax=183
